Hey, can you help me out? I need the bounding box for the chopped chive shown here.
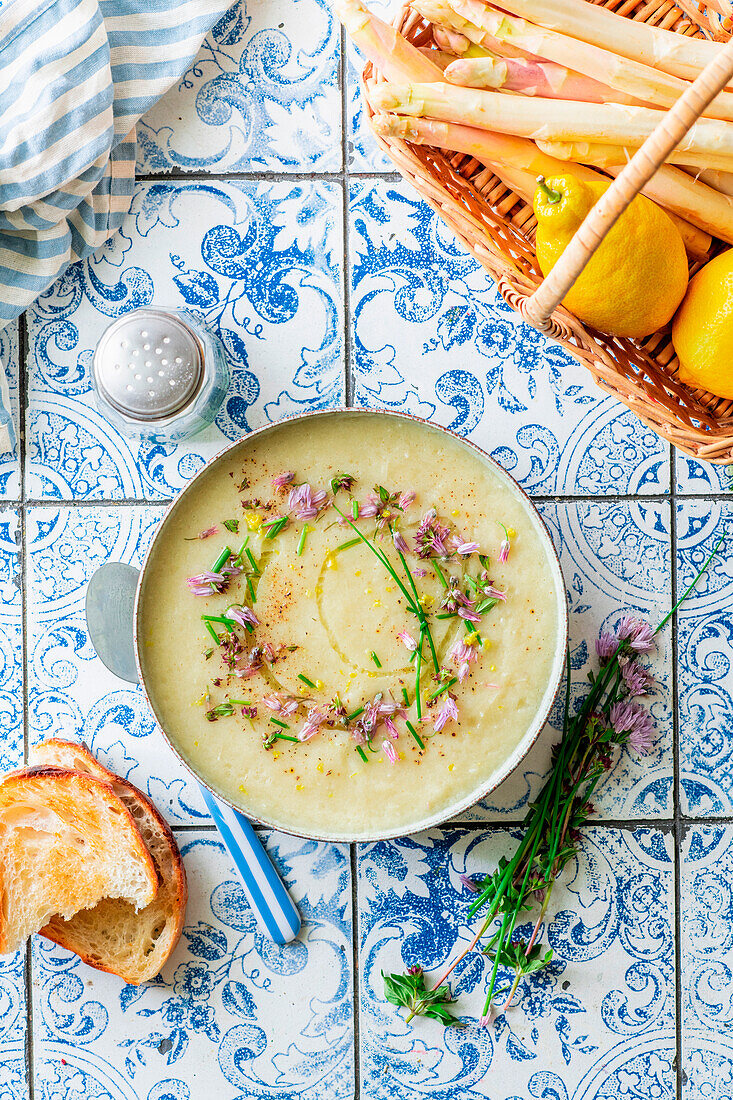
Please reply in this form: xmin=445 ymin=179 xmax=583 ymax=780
xmin=435 ymin=613 xmax=454 ymax=620
xmin=204 ymin=621 xmax=220 ymax=645
xmin=212 ymin=546 xmax=233 ymax=573
xmin=228 ymin=699 xmax=251 ymax=706
xmin=427 ymin=678 xmax=458 ymax=702
xmin=370 ymin=651 xmax=382 ymax=668
xmin=204 ymin=648 xmax=214 ymax=660
xmin=366 ymin=737 xmax=379 ymax=754
xmin=298 ymin=673 xmax=317 ymax=689
xmin=334 ymin=537 xmax=361 ymax=553
xmin=246 ymin=574 xmax=256 ymax=602
xmin=274 ymin=733 xmax=300 ymax=743
xmin=401 ymin=686 xmax=409 ymax=706
xmin=265 ymin=517 xmax=288 ymax=539
xmin=415 ymin=638 xmax=423 ymax=721
xmin=245 ymin=547 xmax=259 ymax=574
xmin=297 ymin=525 xmax=309 ymax=556
xmin=356 ymin=745 xmax=369 ymax=763
xmin=409 ymin=649 xmax=418 ymax=664
xmin=202 ymin=614 xmax=235 ymax=630
xmin=347 ymin=705 xmax=364 ymax=721
xmin=431 ymin=559 xmax=448 ymax=588
xmin=405 ymin=720 xmax=425 ymax=750
xmin=352 ymin=500 xmax=359 ymax=520
xmin=269 ymin=717 xmax=291 ymax=729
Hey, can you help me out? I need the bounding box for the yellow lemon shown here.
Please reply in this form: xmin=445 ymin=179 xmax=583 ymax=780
xmin=672 ymin=248 xmax=733 ymax=399
xmin=534 ymin=176 xmax=688 ymax=339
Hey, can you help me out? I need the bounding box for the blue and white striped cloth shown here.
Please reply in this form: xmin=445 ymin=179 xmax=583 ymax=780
xmin=0 ymin=0 xmax=229 ymax=450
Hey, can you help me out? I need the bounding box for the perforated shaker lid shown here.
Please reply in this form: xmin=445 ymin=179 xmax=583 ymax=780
xmin=93 ymin=309 xmax=204 ymax=421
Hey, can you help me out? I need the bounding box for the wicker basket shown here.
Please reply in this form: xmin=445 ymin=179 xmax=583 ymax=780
xmin=363 ymin=0 xmax=733 ymax=463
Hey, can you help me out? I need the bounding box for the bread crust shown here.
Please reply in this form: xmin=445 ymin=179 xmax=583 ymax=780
xmin=30 ymin=740 xmax=187 ymax=984
xmin=0 ymin=766 xmax=159 ymax=954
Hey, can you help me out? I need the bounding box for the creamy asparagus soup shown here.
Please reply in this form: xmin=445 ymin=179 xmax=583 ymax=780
xmin=138 ymin=412 xmax=565 ymax=838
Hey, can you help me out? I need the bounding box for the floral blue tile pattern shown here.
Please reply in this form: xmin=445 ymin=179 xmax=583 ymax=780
xmin=6 ymin=3 xmax=733 ymax=1096
xmin=34 ymin=831 xmax=353 ymax=1100
xmin=27 ymin=180 xmax=344 ymax=500
xmin=136 ymin=0 xmax=342 ymax=175
xmin=348 ymin=180 xmax=669 ymax=498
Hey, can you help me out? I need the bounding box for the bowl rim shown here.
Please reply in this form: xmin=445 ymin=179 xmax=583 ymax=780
xmin=133 ymin=407 xmax=569 ymax=842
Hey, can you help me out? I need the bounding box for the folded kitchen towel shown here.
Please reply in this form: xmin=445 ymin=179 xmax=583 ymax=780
xmin=0 ymin=0 xmax=231 ymax=451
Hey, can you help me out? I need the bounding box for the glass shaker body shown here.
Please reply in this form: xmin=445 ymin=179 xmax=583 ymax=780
xmin=91 ymin=308 xmax=230 ymax=442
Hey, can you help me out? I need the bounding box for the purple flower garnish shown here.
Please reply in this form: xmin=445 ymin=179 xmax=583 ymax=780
xmin=355 ymin=695 xmax=405 ymax=743
xmin=458 ymin=605 xmax=482 ymax=624
xmin=451 ymin=535 xmax=479 ymax=556
xmin=226 ymin=605 xmax=260 ymax=629
xmin=298 ymin=706 xmax=329 ymax=742
xmin=397 ymin=629 xmax=417 ymax=653
xmin=272 ymin=471 xmax=295 ymax=490
xmin=433 ymin=697 xmax=458 ymax=732
xmin=383 ymin=740 xmax=398 ymax=764
xmin=616 ymin=617 xmax=655 ymax=653
xmin=263 ymin=693 xmax=300 ymax=717
xmin=414 ymin=508 xmax=451 ymax=559
xmin=186 ymin=562 xmax=242 ymax=596
xmin=459 ymin=873 xmax=482 ymax=894
xmin=384 ymin=716 xmax=399 ymax=739
xmin=480 ymin=583 xmax=506 ymax=601
xmin=198 ymin=526 xmax=218 ymax=539
xmin=359 ymin=494 xmax=381 ymax=518
xmin=241 ymin=705 xmax=257 ymax=719
xmin=610 ymin=699 xmax=655 ymax=754
xmin=498 ymin=526 xmax=511 ymax=564
xmin=392 ymin=529 xmax=409 ymax=555
xmin=449 ymin=638 xmax=479 ymax=682
xmin=596 ymin=631 xmax=618 ymax=663
xmin=399 ymin=490 xmax=416 ymax=509
xmin=620 ymin=658 xmax=654 ymax=698
xmin=331 ymin=473 xmax=356 ymax=494
xmin=288 ymin=483 xmax=329 ymax=521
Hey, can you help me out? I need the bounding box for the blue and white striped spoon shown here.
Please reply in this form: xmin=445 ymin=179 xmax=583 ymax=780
xmin=85 ymin=561 xmax=301 ymax=946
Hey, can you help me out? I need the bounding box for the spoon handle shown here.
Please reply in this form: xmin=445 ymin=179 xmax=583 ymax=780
xmin=198 ymin=786 xmax=301 ymax=944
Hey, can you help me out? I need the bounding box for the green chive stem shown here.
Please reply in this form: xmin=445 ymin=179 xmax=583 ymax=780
xmin=356 ymin=745 xmax=369 ymax=763
xmin=269 ymin=717 xmax=291 ymax=729
xmin=298 ymin=673 xmax=317 ymax=689
xmin=401 ymin=686 xmax=410 ymax=706
xmin=334 ymin=537 xmax=361 ymax=553
xmin=204 ymin=621 xmax=220 ymax=645
xmin=297 ymin=525 xmax=309 ymax=556
xmin=431 ymin=560 xmax=448 ymax=588
xmin=352 ymin=501 xmax=359 ymax=519
xmin=427 ymin=678 xmax=458 ymax=701
xmin=347 ymin=705 xmax=364 ymax=721
xmin=246 ymin=575 xmax=257 ymax=602
xmin=228 ymin=699 xmax=251 ymax=706
xmin=370 ymin=651 xmax=382 ymax=668
xmin=245 ymin=548 xmax=259 ymax=574
xmin=212 ymin=547 xmax=232 ymax=573
xmin=265 ymin=517 xmax=288 ymax=540
xmin=405 ymin=720 xmax=425 ymax=749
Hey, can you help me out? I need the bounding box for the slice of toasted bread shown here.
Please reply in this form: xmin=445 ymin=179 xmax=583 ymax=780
xmin=0 ymin=766 xmax=158 ymax=955
xmin=31 ymin=739 xmax=188 ymax=985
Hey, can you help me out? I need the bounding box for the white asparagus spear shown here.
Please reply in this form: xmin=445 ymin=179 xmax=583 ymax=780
xmin=372 ymin=113 xmax=713 ymax=255
xmin=444 ymin=54 xmax=640 ymax=105
xmin=414 ymin=0 xmax=733 ymax=121
xmin=370 ymin=80 xmax=733 ymax=162
xmin=331 ymin=0 xmax=444 ymax=82
xmin=536 ymin=139 xmax=733 ymax=175
xmin=474 ymin=0 xmax=724 ymax=84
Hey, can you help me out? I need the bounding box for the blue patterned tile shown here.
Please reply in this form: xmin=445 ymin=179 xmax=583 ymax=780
xmin=25 ymin=505 xmax=211 ymax=823
xmin=0 ymin=323 xmax=20 ymax=500
xmin=681 ymin=824 xmax=733 ymax=1099
xmin=359 ymin=825 xmax=675 ymax=1099
xmin=0 ymin=508 xmax=22 ymax=774
xmin=33 ymin=830 xmax=353 ymax=1100
xmin=676 ymin=452 xmax=732 ymax=495
xmin=137 ymin=0 xmax=341 ymax=174
xmin=676 ymin=501 xmax=733 ymax=817
xmin=458 ymin=499 xmax=673 ymax=823
xmin=349 ymin=180 xmax=669 ymax=497
xmin=27 ymin=180 xmax=344 ymax=501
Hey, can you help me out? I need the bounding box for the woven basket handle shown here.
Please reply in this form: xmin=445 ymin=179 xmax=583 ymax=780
xmin=521 ymin=33 xmax=733 ymax=332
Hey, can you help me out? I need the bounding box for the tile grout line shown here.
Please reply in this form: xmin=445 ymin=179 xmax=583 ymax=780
xmin=670 ymin=455 xmax=684 ymax=1100
xmin=350 ymin=846 xmax=361 ymax=1100
xmin=137 ymin=169 xmax=401 ymax=184
xmin=18 ymin=313 xmax=36 ymax=1099
xmin=339 ymin=35 xmax=360 ymax=1100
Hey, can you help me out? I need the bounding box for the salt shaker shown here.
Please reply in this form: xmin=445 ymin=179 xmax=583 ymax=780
xmin=91 ymin=308 xmax=230 ymax=441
